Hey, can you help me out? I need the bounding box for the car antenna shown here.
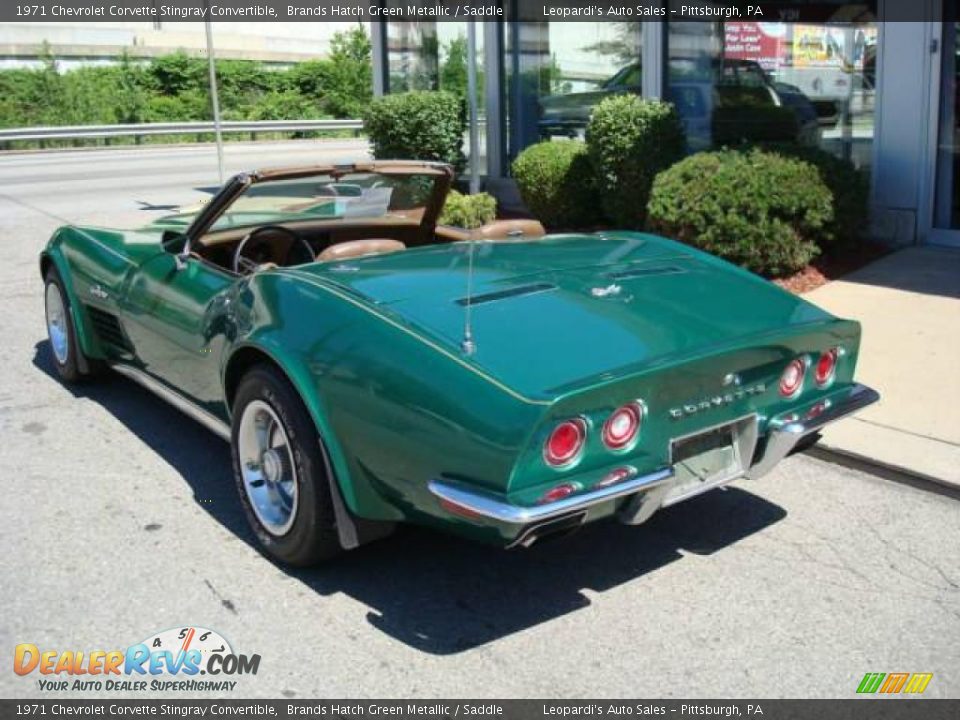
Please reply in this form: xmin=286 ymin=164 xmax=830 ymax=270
xmin=461 ymin=235 xmax=477 ymax=356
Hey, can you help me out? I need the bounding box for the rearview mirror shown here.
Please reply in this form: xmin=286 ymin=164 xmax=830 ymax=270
xmin=161 ymin=231 xmax=191 ymax=271
xmin=161 ymin=230 xmax=187 ymax=251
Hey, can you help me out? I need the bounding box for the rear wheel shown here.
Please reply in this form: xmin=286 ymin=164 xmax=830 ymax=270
xmin=44 ymin=267 xmax=92 ymax=383
xmin=231 ymin=364 xmax=342 ymax=566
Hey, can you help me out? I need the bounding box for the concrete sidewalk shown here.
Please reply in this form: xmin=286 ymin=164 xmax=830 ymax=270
xmin=804 ymin=246 xmax=960 ymax=487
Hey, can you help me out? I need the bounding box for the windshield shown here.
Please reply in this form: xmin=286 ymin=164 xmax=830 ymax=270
xmin=209 ymin=171 xmax=439 ymax=232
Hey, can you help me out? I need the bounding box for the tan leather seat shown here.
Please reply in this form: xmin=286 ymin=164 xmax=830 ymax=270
xmin=474 ymin=219 xmax=546 ymax=241
xmin=317 ymin=239 xmax=406 ymax=263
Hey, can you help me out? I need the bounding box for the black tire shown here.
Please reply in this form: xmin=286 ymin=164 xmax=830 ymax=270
xmin=231 ymin=364 xmax=342 ymax=566
xmin=43 ymin=267 xmax=87 ymax=383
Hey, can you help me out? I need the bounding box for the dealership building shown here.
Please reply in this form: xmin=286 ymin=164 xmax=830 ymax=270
xmin=370 ymin=7 xmax=959 ymax=248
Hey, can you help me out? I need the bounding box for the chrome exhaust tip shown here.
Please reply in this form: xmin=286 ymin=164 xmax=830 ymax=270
xmin=509 ymin=511 xmax=587 ymax=549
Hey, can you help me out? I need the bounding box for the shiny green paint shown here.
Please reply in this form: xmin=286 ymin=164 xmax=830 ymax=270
xmin=41 ymin=226 xmax=863 ymax=546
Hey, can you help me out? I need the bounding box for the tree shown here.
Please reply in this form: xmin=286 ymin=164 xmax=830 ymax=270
xmin=439 ymin=34 xmax=484 ymax=110
xmin=114 ymin=51 xmax=148 ymax=124
xmin=322 ymin=25 xmax=372 ymax=118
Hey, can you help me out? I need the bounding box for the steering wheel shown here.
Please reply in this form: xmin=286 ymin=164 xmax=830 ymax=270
xmin=232 ymin=225 xmax=314 ymax=275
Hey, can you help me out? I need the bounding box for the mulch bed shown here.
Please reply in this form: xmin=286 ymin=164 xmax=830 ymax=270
xmin=772 ymin=241 xmax=894 ymax=295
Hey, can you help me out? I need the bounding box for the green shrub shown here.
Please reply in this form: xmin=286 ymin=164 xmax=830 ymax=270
xmin=511 ymin=140 xmax=597 ymax=229
xmin=761 ymin=143 xmax=869 ymax=249
xmin=647 ymin=149 xmax=833 ymax=277
xmin=246 ymin=91 xmax=322 ymax=121
xmin=362 ymin=91 xmax=466 ymax=172
xmin=439 ymin=190 xmax=497 ymax=229
xmin=712 ymin=105 xmax=800 ymax=146
xmin=586 ymin=95 xmax=686 ymax=228
xmin=0 ymin=26 xmax=373 ymax=140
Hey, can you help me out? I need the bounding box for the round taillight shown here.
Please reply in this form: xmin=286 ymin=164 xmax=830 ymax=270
xmin=543 ymin=419 xmax=586 ymax=467
xmin=779 ymin=358 xmax=805 ymax=398
xmin=602 ymin=402 xmax=642 ymax=450
xmin=815 ymin=348 xmax=838 ymax=386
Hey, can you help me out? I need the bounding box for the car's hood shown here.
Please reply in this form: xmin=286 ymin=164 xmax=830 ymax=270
xmin=296 ymin=233 xmax=833 ymax=399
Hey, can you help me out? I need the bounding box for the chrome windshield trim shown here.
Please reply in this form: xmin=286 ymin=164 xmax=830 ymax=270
xmin=109 ymin=363 xmax=231 ymax=442
xmin=748 ymin=383 xmax=879 ymax=480
xmin=428 ymin=467 xmax=674 ymax=525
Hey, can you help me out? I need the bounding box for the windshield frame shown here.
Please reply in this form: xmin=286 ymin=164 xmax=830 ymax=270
xmin=183 ymin=161 xmax=454 ymax=247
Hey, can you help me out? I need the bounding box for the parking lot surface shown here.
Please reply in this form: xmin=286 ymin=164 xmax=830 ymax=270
xmin=1 ymin=143 xmax=958 ymax=698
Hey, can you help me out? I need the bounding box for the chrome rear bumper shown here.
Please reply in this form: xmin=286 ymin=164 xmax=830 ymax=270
xmin=428 ymin=383 xmax=879 ymax=529
xmin=427 ymin=467 xmax=674 ymax=525
xmin=747 ymin=383 xmax=879 ymax=480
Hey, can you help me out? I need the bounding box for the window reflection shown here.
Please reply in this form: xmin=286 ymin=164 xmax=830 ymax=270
xmin=667 ymin=7 xmax=877 ymax=169
xmin=505 ymin=22 xmax=642 ymax=156
xmin=384 ymin=20 xmax=486 ymax=172
xmin=935 ymin=20 xmax=960 ymax=229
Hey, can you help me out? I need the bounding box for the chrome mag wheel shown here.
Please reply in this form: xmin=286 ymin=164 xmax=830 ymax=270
xmin=45 ymin=281 xmax=69 ymax=365
xmin=237 ymin=399 xmax=299 ymax=536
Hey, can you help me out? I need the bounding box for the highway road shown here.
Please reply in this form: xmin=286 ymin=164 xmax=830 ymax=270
xmin=1 ymin=141 xmax=958 ymax=699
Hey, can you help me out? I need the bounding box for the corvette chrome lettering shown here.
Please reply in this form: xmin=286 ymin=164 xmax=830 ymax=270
xmin=668 ymin=383 xmax=766 ymax=419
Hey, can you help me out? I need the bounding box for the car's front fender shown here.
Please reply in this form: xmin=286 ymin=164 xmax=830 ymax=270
xmin=39 ymin=231 xmax=105 ymax=367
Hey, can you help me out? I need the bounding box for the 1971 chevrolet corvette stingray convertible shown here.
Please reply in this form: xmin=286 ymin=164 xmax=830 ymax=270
xmin=41 ymin=160 xmax=878 ymax=565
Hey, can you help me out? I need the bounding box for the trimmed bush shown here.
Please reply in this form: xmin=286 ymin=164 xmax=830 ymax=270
xmin=511 ymin=140 xmax=597 ymax=229
xmin=761 ymin=143 xmax=869 ymax=249
xmin=439 ymin=190 xmax=497 ymax=229
xmin=362 ymin=91 xmax=466 ymax=172
xmin=586 ymin=95 xmax=686 ymax=228
xmin=647 ymin=149 xmax=833 ymax=277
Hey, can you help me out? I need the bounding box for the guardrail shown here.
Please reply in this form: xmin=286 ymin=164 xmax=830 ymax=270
xmin=0 ymin=119 xmax=363 ymax=143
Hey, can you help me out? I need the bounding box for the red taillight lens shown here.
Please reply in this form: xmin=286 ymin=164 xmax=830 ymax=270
xmin=602 ymin=402 xmax=642 ymax=450
xmin=815 ymin=348 xmax=838 ymax=386
xmin=779 ymin=358 xmax=805 ymax=397
xmin=538 ymin=482 xmax=578 ymax=504
xmin=595 ymin=467 xmax=635 ymax=489
xmin=543 ymin=419 xmax=586 ymax=467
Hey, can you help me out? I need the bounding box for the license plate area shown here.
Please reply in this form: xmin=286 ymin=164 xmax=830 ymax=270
xmin=664 ymin=415 xmax=758 ymax=507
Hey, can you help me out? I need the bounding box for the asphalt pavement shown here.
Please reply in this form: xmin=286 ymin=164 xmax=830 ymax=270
xmin=1 ymin=141 xmax=958 ymax=699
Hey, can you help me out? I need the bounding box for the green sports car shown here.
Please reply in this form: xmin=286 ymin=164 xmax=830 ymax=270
xmin=40 ymin=160 xmax=878 ymax=565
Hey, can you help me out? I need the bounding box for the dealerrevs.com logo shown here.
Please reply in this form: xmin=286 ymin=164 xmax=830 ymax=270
xmin=13 ymin=626 xmax=260 ymax=693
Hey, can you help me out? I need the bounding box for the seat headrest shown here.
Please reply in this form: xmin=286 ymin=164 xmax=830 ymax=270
xmin=473 ymin=219 xmax=546 ymax=241
xmin=317 ymin=239 xmax=406 ymax=263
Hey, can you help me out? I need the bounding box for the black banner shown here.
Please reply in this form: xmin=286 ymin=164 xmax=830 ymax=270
xmin=1 ymin=700 xmax=959 ymax=720
xmin=0 ymin=0 xmax=946 ymax=23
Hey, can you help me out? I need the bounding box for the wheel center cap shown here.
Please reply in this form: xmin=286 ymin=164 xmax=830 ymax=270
xmin=261 ymin=449 xmax=282 ymax=484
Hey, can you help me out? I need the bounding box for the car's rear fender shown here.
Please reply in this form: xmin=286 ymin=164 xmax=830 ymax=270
xmin=221 ymin=334 xmax=394 ymax=523
xmin=228 ymin=272 xmax=546 ymax=533
xmin=504 ymin=318 xmax=863 ymax=500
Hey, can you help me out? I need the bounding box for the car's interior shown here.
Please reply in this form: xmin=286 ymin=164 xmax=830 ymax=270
xmin=182 ymin=164 xmax=546 ymax=276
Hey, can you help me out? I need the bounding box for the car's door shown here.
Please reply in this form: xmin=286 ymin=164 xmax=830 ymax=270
xmin=121 ymin=250 xmax=235 ymax=416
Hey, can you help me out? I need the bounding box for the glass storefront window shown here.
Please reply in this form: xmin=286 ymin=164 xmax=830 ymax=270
xmin=934 ymin=19 xmax=960 ymax=230
xmin=505 ymin=21 xmax=642 ymax=158
xmin=667 ymin=5 xmax=878 ymax=171
xmin=384 ymin=20 xmax=486 ymax=173
xmin=386 ymin=22 xmax=439 ymax=92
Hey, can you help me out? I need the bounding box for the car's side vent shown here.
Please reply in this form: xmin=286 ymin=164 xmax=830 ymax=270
xmin=85 ymin=305 xmax=133 ymax=353
xmin=606 ymin=264 xmax=686 ymax=281
xmin=455 ymin=282 xmax=556 ymax=307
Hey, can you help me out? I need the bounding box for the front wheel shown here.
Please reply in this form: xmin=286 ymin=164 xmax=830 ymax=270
xmin=231 ymin=365 xmax=342 ymax=566
xmin=44 ymin=267 xmax=93 ymax=383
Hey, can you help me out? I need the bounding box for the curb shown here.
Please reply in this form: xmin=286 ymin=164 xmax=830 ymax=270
xmin=807 ymin=444 xmax=960 ymax=501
